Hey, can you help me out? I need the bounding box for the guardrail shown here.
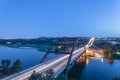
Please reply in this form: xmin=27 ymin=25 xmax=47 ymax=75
xmin=2 ymin=38 xmax=94 ymax=80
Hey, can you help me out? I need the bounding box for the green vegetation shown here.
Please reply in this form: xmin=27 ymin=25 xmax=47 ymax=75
xmin=29 ymin=70 xmax=77 ymax=80
xmin=29 ymin=70 xmax=54 ymax=80
xmin=0 ymin=59 xmax=11 ymax=75
xmin=113 ymin=77 xmax=120 ymax=80
xmin=95 ymin=38 xmax=120 ymax=59
xmin=0 ymin=59 xmax=22 ymax=78
xmin=0 ymin=37 xmax=89 ymax=52
xmin=0 ymin=38 xmax=54 ymax=51
xmin=10 ymin=59 xmax=22 ymax=73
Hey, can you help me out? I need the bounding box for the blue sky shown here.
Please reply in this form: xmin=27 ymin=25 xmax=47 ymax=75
xmin=0 ymin=0 xmax=120 ymax=38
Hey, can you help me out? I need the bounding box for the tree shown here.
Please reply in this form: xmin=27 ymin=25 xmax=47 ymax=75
xmin=11 ymin=59 xmax=22 ymax=73
xmin=29 ymin=71 xmax=39 ymax=80
xmin=113 ymin=77 xmax=120 ymax=80
xmin=1 ymin=59 xmax=11 ymax=75
xmin=29 ymin=69 xmax=54 ymax=80
xmin=29 ymin=71 xmax=46 ymax=80
xmin=101 ymin=45 xmax=113 ymax=58
xmin=45 ymin=69 xmax=54 ymax=80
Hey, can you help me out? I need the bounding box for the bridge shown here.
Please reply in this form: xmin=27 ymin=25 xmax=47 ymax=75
xmin=2 ymin=38 xmax=95 ymax=80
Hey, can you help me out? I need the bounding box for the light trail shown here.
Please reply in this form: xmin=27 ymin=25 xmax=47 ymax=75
xmin=2 ymin=38 xmax=95 ymax=80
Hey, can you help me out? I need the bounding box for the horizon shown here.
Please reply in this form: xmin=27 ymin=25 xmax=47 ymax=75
xmin=0 ymin=36 xmax=120 ymax=39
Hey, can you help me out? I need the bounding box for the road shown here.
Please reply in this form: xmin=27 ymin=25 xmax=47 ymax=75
xmin=2 ymin=38 xmax=95 ymax=80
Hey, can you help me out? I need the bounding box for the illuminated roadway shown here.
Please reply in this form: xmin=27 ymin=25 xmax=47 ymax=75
xmin=2 ymin=38 xmax=95 ymax=80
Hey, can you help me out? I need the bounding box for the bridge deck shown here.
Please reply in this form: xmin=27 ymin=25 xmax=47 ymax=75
xmin=2 ymin=38 xmax=94 ymax=80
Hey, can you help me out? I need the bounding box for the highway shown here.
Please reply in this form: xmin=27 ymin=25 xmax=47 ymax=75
xmin=2 ymin=38 xmax=95 ymax=80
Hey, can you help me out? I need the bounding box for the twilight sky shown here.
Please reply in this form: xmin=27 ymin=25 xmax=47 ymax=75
xmin=0 ymin=0 xmax=120 ymax=38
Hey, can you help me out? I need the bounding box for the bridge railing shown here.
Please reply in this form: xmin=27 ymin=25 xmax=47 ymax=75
xmin=2 ymin=38 xmax=95 ymax=80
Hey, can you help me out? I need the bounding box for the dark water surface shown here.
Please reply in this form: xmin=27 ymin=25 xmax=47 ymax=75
xmin=0 ymin=46 xmax=120 ymax=80
xmin=0 ymin=46 xmax=61 ymax=69
xmin=68 ymin=56 xmax=120 ymax=80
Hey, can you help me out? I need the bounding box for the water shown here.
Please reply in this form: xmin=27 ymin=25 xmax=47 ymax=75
xmin=68 ymin=56 xmax=120 ymax=80
xmin=0 ymin=46 xmax=120 ymax=80
xmin=0 ymin=46 xmax=61 ymax=69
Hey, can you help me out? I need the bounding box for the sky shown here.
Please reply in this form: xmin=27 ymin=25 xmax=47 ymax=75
xmin=0 ymin=0 xmax=120 ymax=39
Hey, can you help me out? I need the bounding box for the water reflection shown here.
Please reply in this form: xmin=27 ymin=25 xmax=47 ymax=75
xmin=108 ymin=58 xmax=114 ymax=65
xmin=68 ymin=55 xmax=87 ymax=80
xmin=68 ymin=53 xmax=120 ymax=80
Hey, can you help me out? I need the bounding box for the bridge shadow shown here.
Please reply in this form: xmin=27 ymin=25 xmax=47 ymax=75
xmin=67 ymin=54 xmax=87 ymax=80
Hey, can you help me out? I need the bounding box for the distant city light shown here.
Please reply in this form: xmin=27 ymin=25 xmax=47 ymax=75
xmin=58 ymin=45 xmax=62 ymax=49
xmin=6 ymin=42 xmax=11 ymax=44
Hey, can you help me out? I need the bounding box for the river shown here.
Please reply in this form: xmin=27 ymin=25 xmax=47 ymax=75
xmin=68 ymin=55 xmax=120 ymax=80
xmin=0 ymin=46 xmax=61 ymax=69
xmin=0 ymin=46 xmax=120 ymax=80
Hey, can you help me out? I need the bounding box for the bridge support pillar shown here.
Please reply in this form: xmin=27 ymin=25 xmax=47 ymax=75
xmin=64 ymin=38 xmax=80 ymax=74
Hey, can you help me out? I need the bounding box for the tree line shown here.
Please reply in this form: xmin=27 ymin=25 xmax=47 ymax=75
xmin=29 ymin=69 xmax=76 ymax=80
xmin=0 ymin=59 xmax=22 ymax=78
